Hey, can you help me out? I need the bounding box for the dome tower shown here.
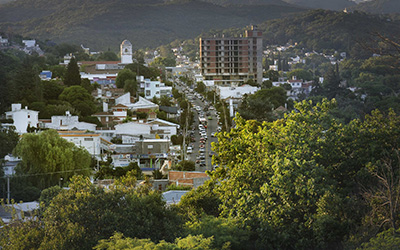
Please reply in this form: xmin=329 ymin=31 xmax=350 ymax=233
xmin=120 ymin=40 xmax=133 ymax=64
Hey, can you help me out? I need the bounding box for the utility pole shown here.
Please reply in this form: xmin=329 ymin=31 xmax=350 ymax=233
xmin=7 ymin=176 xmax=10 ymax=203
xmin=182 ymin=104 xmax=190 ymax=161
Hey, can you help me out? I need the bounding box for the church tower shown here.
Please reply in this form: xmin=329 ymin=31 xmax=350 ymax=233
xmin=120 ymin=40 xmax=133 ymax=64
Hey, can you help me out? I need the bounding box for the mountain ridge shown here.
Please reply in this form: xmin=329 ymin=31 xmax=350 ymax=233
xmin=0 ymin=0 xmax=306 ymax=50
xmin=348 ymin=0 xmax=400 ymax=14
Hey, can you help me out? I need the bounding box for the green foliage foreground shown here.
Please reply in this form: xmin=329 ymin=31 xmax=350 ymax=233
xmin=181 ymin=98 xmax=400 ymax=249
xmin=2 ymin=99 xmax=400 ymax=249
xmin=0 ymin=175 xmax=183 ymax=250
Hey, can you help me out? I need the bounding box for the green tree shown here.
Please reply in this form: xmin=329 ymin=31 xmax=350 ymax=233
xmin=116 ymin=68 xmax=136 ymax=89
xmin=97 ymin=51 xmax=119 ymax=61
xmin=64 ymin=57 xmax=81 ymax=86
xmin=238 ymin=87 xmax=287 ymax=121
xmin=42 ymin=80 xmax=65 ymax=101
xmin=0 ymin=127 xmax=19 ymax=158
xmin=59 ymin=85 xmax=97 ymax=116
xmin=287 ymin=68 xmax=313 ymax=81
xmin=40 ymin=175 xmax=182 ymax=249
xmin=185 ymin=215 xmax=251 ymax=250
xmin=160 ymin=95 xmax=173 ymax=106
xmin=359 ymin=228 xmax=400 ymax=250
xmin=49 ymin=65 xmax=67 ymax=79
xmin=195 ymin=82 xmax=206 ymax=93
xmin=208 ymin=99 xmax=400 ymax=249
xmin=13 ymin=130 xmax=92 ymax=190
xmin=322 ymin=65 xmax=342 ymax=99
xmin=10 ymin=56 xmax=42 ymax=104
xmin=81 ymin=78 xmax=93 ymax=93
xmin=123 ymin=79 xmax=137 ymax=96
xmin=263 ymin=70 xmax=279 ymax=81
xmin=94 ymin=232 xmax=214 ymax=250
xmin=174 ymin=160 xmax=195 ymax=171
xmin=0 ymin=219 xmax=44 ymax=249
xmin=39 ymin=185 xmax=63 ymax=210
xmin=150 ymin=57 xmax=176 ymax=67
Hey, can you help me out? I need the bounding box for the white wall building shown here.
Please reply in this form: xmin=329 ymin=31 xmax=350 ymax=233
xmin=115 ymin=122 xmax=152 ymax=137
xmin=22 ymin=40 xmax=36 ymax=47
xmin=217 ymin=85 xmax=259 ymax=100
xmin=144 ymin=79 xmax=172 ymax=99
xmin=0 ymin=36 xmax=9 ymax=46
xmin=58 ymin=131 xmax=101 ymax=158
xmin=5 ymin=104 xmax=39 ymax=134
xmin=45 ymin=111 xmax=96 ymax=131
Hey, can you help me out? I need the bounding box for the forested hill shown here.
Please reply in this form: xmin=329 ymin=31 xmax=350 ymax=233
xmin=199 ymin=0 xmax=356 ymax=10
xmin=281 ymin=0 xmax=355 ymax=10
xmin=348 ymin=0 xmax=400 ymax=14
xmin=0 ymin=0 xmax=305 ymax=50
xmin=197 ymin=0 xmax=292 ymax=7
xmin=190 ymin=10 xmax=400 ymax=58
xmin=260 ymin=9 xmax=400 ymax=56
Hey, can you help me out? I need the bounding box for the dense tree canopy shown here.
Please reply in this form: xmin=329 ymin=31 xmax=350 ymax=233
xmin=59 ymin=85 xmax=97 ymax=117
xmin=13 ymin=130 xmax=92 ymax=190
xmin=63 ymin=57 xmax=81 ymax=86
xmin=238 ymin=87 xmax=287 ymax=121
xmin=0 ymin=175 xmax=183 ymax=250
xmin=177 ymin=99 xmax=400 ymax=249
xmin=0 ymin=127 xmax=19 ymax=159
xmin=116 ymin=68 xmax=136 ymax=89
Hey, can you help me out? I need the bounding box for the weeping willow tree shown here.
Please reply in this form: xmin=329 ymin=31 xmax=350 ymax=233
xmin=13 ymin=129 xmax=92 ymax=190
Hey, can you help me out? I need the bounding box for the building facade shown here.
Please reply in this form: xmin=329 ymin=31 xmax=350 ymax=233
xmin=5 ymin=104 xmax=39 ymax=134
xmin=120 ymin=40 xmax=133 ymax=65
xmin=200 ymin=25 xmax=263 ymax=86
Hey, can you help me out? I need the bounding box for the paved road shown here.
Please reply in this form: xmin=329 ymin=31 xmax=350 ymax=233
xmin=174 ymin=81 xmax=219 ymax=172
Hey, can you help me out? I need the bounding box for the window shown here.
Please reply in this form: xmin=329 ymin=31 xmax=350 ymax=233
xmin=85 ymin=138 xmax=93 ymax=141
xmin=146 ymin=90 xmax=151 ymax=96
xmin=146 ymin=83 xmax=150 ymax=88
xmin=148 ymin=145 xmax=153 ymax=149
xmin=156 ymin=84 xmax=159 ymax=88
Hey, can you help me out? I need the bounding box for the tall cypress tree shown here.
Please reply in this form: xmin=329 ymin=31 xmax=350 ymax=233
xmin=64 ymin=57 xmax=81 ymax=86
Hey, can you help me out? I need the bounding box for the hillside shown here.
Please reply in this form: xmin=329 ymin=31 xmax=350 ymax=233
xmin=198 ymin=0 xmax=292 ymax=6
xmin=348 ymin=0 xmax=400 ymax=14
xmin=0 ymin=0 xmax=306 ymax=50
xmin=281 ymin=0 xmax=355 ymax=10
xmin=183 ymin=9 xmax=400 ymax=59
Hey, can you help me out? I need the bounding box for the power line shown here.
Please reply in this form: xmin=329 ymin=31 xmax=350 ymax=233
xmin=0 ymin=168 xmax=92 ymax=179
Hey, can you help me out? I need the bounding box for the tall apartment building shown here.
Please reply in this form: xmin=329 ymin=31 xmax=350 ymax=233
xmin=200 ymin=25 xmax=263 ymax=86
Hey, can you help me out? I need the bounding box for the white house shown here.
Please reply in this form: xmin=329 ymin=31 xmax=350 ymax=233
xmin=115 ymin=119 xmax=178 ymax=139
xmin=5 ymin=104 xmax=39 ymax=134
xmin=45 ymin=111 xmax=96 ymax=131
xmin=144 ymin=79 xmax=172 ymax=99
xmin=22 ymin=40 xmax=36 ymax=48
xmin=0 ymin=36 xmax=9 ymax=47
xmin=115 ymin=122 xmax=152 ymax=137
xmin=58 ymin=130 xmax=101 ymax=158
xmin=217 ymin=85 xmax=259 ymax=101
xmin=147 ymin=118 xmax=179 ymax=139
xmin=128 ymin=96 xmax=159 ymax=112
